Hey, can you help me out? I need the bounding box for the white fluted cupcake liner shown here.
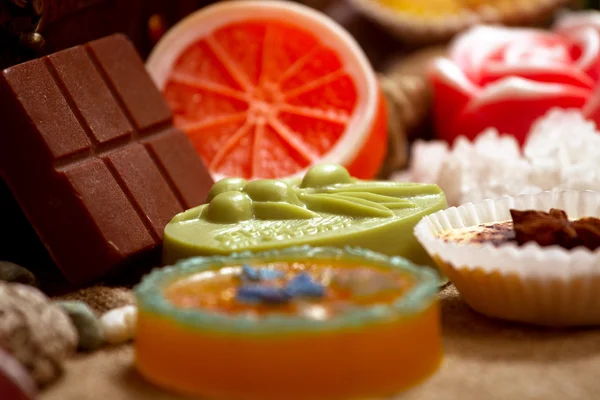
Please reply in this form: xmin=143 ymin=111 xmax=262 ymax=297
xmin=349 ymin=0 xmax=569 ymax=44
xmin=414 ymin=190 xmax=600 ymax=327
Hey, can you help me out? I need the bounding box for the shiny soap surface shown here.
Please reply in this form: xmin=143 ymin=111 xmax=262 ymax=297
xmin=164 ymin=260 xmax=414 ymax=319
xmin=134 ymin=247 xmax=443 ymax=400
xmin=164 ymin=164 xmax=447 ymax=268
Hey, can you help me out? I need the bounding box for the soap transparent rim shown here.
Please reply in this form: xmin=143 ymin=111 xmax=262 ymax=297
xmin=414 ymin=189 xmax=600 ymax=277
xmin=134 ymin=246 xmax=440 ymax=335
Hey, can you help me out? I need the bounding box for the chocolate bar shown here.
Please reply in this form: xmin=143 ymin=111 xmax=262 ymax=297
xmin=0 ymin=33 xmax=213 ymax=285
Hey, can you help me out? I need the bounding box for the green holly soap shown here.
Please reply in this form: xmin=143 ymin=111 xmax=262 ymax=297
xmin=163 ymin=164 xmax=447 ymax=268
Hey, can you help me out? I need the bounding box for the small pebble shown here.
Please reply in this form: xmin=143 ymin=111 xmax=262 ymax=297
xmin=0 ymin=282 xmax=77 ymax=387
xmin=55 ymin=301 xmax=104 ymax=352
xmin=100 ymin=305 xmax=137 ymax=344
xmin=0 ymin=346 xmax=37 ymax=400
xmin=0 ymin=261 xmax=37 ymax=286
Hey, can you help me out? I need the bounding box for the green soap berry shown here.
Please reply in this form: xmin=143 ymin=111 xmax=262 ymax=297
xmin=243 ymin=179 xmax=301 ymax=204
xmin=300 ymin=164 xmax=354 ymax=188
xmin=205 ymin=191 xmax=253 ymax=223
xmin=207 ymin=178 xmax=248 ymax=202
xmin=55 ymin=301 xmax=104 ymax=352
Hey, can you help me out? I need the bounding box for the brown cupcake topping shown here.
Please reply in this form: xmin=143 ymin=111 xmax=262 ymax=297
xmin=439 ymin=208 xmax=600 ymax=251
xmin=511 ymin=209 xmax=600 ymax=251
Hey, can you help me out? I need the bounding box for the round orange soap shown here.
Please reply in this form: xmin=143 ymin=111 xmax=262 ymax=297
xmin=146 ymin=1 xmax=388 ymax=181
xmin=134 ymin=247 xmax=443 ymax=400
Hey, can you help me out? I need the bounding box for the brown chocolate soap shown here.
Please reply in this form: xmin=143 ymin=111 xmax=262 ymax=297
xmin=0 ymin=33 xmax=213 ymax=285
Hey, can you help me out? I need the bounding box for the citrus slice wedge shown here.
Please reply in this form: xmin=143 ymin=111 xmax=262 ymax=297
xmin=146 ymin=1 xmax=387 ymax=181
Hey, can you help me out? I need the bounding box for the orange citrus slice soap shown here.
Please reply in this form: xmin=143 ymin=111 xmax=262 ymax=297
xmin=146 ymin=1 xmax=387 ymax=181
xmin=134 ymin=247 xmax=443 ymax=400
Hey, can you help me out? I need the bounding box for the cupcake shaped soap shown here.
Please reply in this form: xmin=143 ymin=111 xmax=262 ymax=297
xmin=134 ymin=246 xmax=442 ymax=400
xmin=350 ymin=0 xmax=568 ymax=43
xmin=415 ymin=190 xmax=600 ymax=326
xmin=163 ymin=164 xmax=447 ymax=269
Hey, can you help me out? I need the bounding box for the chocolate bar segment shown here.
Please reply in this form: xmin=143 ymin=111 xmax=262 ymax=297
xmin=103 ymin=143 xmax=182 ymax=238
xmin=61 ymin=158 xmax=156 ymax=254
xmin=5 ymin=57 xmax=91 ymax=160
xmin=47 ymin=45 xmax=133 ymax=145
xmin=144 ymin=128 xmax=215 ymax=208
xmin=0 ymin=34 xmax=213 ymax=285
xmin=86 ymin=35 xmax=173 ymax=131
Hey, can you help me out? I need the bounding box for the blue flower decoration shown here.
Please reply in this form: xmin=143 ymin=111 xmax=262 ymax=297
xmin=284 ymin=273 xmax=325 ymax=298
xmin=236 ymin=271 xmax=326 ymax=305
xmin=236 ymin=285 xmax=291 ymax=304
xmin=241 ymin=265 xmax=284 ymax=282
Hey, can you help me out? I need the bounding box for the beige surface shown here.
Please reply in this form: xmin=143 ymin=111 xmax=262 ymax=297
xmin=41 ymin=285 xmax=600 ymax=400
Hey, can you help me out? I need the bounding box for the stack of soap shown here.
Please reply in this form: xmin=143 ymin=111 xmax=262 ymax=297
xmin=0 ymin=34 xmax=213 ymax=285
